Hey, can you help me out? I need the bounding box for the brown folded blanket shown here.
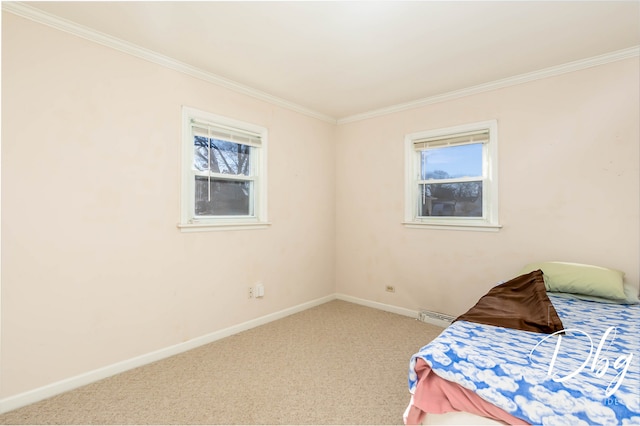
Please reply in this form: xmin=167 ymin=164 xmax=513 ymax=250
xmin=454 ymin=269 xmax=565 ymax=334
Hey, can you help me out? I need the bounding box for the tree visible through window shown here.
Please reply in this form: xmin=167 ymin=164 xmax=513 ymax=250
xmin=419 ymin=143 xmax=483 ymax=217
xmin=193 ymin=137 xmax=252 ymax=216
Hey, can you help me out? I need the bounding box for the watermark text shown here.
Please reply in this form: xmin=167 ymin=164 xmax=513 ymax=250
xmin=529 ymin=326 xmax=633 ymax=397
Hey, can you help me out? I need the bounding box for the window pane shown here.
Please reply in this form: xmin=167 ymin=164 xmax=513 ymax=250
xmin=193 ymin=137 xmax=251 ymax=175
xmin=195 ymin=177 xmax=252 ymax=216
xmin=418 ymin=182 xmax=483 ymax=217
xmin=420 ymin=143 xmax=482 ymax=180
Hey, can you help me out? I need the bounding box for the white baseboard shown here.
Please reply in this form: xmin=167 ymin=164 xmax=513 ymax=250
xmin=335 ymin=293 xmax=419 ymax=318
xmin=0 ymin=294 xmax=334 ymax=414
xmin=335 ymin=293 xmax=451 ymax=328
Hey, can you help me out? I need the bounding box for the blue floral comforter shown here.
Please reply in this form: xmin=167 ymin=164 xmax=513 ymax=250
xmin=409 ymin=295 xmax=640 ymax=425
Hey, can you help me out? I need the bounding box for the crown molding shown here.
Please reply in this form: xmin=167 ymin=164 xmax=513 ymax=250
xmin=2 ymin=2 xmax=337 ymax=124
xmin=337 ymin=46 xmax=640 ymax=125
xmin=4 ymin=2 xmax=638 ymax=126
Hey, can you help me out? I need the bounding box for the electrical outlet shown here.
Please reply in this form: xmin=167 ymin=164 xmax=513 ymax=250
xmin=256 ymin=283 xmax=265 ymax=298
xmin=248 ymin=287 xmax=254 ymax=298
xmin=385 ymin=285 xmax=395 ymax=293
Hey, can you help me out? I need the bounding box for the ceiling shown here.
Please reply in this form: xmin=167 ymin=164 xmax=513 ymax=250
xmin=19 ymin=1 xmax=640 ymax=121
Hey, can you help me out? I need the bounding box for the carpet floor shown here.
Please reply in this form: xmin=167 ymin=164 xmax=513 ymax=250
xmin=0 ymin=300 xmax=444 ymax=425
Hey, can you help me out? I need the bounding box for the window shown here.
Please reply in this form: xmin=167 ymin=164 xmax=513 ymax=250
xmin=179 ymin=107 xmax=268 ymax=231
xmin=404 ymin=120 xmax=500 ymax=230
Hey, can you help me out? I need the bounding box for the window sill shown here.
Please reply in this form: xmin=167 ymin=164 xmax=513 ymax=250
xmin=403 ymin=221 xmax=502 ymax=232
xmin=177 ymin=222 xmax=271 ymax=232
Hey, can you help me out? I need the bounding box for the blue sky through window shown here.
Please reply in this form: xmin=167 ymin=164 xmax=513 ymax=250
xmin=422 ymin=143 xmax=482 ymax=179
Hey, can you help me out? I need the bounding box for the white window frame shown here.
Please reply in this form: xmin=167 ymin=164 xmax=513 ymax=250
xmin=178 ymin=106 xmax=269 ymax=232
xmin=403 ymin=120 xmax=501 ymax=231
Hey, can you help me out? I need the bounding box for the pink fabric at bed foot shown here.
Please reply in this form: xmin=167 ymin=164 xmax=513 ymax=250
xmin=405 ymin=358 xmax=529 ymax=425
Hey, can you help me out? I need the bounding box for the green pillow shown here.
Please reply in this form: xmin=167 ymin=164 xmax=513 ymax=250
xmin=548 ymin=283 xmax=639 ymax=305
xmin=519 ymin=261 xmax=626 ymax=301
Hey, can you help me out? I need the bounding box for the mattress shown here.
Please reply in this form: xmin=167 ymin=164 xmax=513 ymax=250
xmin=406 ymin=293 xmax=640 ymax=425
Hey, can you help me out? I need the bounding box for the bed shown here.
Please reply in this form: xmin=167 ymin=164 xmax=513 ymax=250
xmin=404 ymin=263 xmax=640 ymax=425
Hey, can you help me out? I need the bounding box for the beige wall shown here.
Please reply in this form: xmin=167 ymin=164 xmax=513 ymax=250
xmin=2 ymin=10 xmax=639 ymax=405
xmin=1 ymin=13 xmax=335 ymax=398
xmin=336 ymin=57 xmax=639 ymax=317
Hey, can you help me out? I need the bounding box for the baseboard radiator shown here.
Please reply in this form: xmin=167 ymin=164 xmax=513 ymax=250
xmin=418 ymin=309 xmax=455 ymax=326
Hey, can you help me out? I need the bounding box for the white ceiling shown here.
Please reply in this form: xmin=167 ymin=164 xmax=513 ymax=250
xmin=20 ymin=1 xmax=640 ymax=120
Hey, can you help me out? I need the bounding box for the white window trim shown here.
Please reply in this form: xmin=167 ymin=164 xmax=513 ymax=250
xmin=403 ymin=120 xmax=501 ymax=231
xmin=178 ymin=106 xmax=269 ymax=232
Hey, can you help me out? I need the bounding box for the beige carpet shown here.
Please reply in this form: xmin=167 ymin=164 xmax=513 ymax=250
xmin=0 ymin=300 xmax=444 ymax=425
